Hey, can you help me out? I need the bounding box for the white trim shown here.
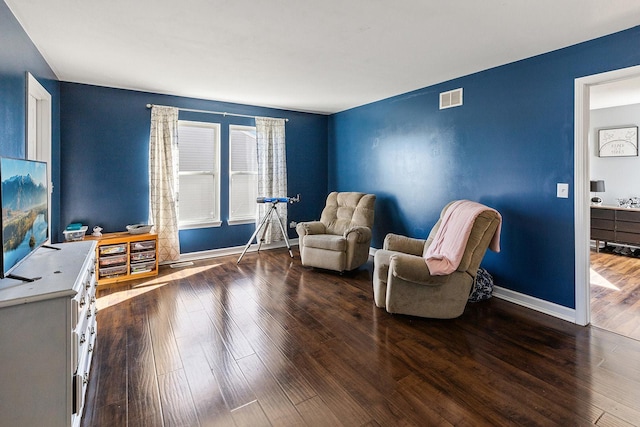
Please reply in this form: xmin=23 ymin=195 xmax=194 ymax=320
xmin=179 ymin=220 xmax=222 ymax=230
xmin=574 ymin=64 xmax=640 ymax=326
xmin=26 ymin=73 xmax=52 ymax=242
xmin=574 ymin=76 xmax=591 ymax=326
xmin=493 ymin=286 xmax=576 ymax=323
xmin=167 ymin=238 xmax=299 ymax=264
xmin=227 ymin=218 xmax=256 ymax=226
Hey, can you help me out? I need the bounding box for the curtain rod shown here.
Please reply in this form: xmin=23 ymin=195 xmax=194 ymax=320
xmin=145 ymin=103 xmax=288 ymax=122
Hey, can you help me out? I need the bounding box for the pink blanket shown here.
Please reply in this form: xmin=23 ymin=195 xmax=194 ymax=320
xmin=424 ymin=200 xmax=502 ymax=275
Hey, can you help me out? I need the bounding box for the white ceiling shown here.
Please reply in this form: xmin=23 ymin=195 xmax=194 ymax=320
xmin=6 ymin=0 xmax=640 ymax=114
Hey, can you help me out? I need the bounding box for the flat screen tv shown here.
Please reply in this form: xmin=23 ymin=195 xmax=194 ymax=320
xmin=0 ymin=156 xmax=49 ymax=279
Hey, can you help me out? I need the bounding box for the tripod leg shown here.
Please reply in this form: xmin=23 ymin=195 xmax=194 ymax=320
xmin=256 ymin=207 xmax=274 ymax=253
xmin=237 ymin=208 xmax=271 ymax=264
xmin=274 ymin=210 xmax=294 ymax=258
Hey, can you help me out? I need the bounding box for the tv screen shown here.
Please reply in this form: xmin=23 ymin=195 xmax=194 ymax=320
xmin=0 ymin=157 xmax=49 ymax=279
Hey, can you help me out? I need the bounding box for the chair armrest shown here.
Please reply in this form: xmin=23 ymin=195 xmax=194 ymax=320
xmin=296 ymin=221 xmax=326 ymax=237
xmin=390 ymin=253 xmax=450 ymax=286
xmin=344 ymin=226 xmax=372 ymax=244
xmin=383 ymin=233 xmax=426 ymax=256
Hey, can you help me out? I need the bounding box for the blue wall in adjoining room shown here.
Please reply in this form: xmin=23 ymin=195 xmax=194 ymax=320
xmin=0 ymin=0 xmax=61 ymax=241
xmin=328 ymin=26 xmax=640 ymax=309
xmin=59 ymin=82 xmax=328 ymax=253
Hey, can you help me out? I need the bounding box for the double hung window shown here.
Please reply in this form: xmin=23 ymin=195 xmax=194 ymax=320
xmin=228 ymin=125 xmax=258 ymax=224
xmin=177 ymin=120 xmax=221 ymax=229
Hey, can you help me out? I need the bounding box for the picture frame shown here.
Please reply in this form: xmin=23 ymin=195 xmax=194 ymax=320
xmin=598 ymin=126 xmax=638 ymax=157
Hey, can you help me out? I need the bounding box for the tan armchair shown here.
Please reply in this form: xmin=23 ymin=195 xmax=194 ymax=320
xmin=373 ymin=201 xmax=501 ymax=319
xmin=296 ymin=192 xmax=376 ymax=272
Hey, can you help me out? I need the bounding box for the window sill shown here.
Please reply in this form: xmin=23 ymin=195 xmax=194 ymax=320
xmin=227 ymin=218 xmax=256 ymax=226
xmin=179 ymin=221 xmax=222 ymax=230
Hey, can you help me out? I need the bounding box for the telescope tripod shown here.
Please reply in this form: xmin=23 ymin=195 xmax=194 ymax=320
xmin=237 ymin=201 xmax=293 ymax=264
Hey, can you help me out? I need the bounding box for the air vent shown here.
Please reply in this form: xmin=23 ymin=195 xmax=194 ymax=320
xmin=439 ymin=88 xmax=463 ymax=109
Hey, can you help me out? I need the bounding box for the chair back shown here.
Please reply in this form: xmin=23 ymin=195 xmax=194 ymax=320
xmin=320 ymin=192 xmax=376 ymax=235
xmin=423 ymin=201 xmax=500 ymax=277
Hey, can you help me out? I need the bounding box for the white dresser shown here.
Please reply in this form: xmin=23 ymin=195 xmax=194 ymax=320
xmin=0 ymin=240 xmax=97 ymax=427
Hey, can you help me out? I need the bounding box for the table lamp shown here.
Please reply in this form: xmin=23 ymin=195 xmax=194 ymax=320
xmin=590 ymin=180 xmax=605 ymax=205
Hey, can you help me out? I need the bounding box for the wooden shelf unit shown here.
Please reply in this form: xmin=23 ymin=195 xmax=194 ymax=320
xmin=86 ymin=231 xmax=158 ymax=286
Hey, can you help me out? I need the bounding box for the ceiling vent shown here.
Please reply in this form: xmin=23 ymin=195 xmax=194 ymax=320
xmin=439 ymin=88 xmax=463 ymax=109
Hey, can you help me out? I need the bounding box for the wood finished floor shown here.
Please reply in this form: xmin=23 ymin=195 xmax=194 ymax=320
xmin=591 ymin=249 xmax=640 ymax=342
xmin=83 ymin=248 xmax=640 ymax=426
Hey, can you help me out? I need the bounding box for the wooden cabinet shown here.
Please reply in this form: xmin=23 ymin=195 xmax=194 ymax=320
xmin=0 ymin=241 xmax=97 ymax=427
xmin=591 ymin=206 xmax=640 ymax=251
xmin=86 ymin=232 xmax=158 ymax=286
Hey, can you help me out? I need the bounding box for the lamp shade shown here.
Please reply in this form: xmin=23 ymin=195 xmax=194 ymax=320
xmin=590 ymin=180 xmax=605 ymax=192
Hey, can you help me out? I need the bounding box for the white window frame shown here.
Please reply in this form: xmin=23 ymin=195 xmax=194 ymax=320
xmin=228 ymin=125 xmax=258 ymax=225
xmin=177 ymin=120 xmax=221 ymax=229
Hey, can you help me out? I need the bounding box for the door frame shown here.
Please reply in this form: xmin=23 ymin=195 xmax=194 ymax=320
xmin=26 ymin=72 xmax=52 ymax=241
xmin=574 ymin=64 xmax=640 ymax=326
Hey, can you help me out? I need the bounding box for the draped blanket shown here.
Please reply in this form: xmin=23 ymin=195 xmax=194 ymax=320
xmin=424 ymin=200 xmax=501 ymax=275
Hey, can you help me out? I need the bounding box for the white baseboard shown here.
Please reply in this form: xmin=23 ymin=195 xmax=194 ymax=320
xmin=165 ymin=238 xmax=300 ymax=264
xmin=492 ymin=285 xmax=576 ymax=323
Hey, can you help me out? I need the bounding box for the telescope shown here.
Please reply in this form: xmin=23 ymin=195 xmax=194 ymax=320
xmin=237 ymin=194 xmax=301 ymax=264
xmin=256 ymin=194 xmax=300 ymax=204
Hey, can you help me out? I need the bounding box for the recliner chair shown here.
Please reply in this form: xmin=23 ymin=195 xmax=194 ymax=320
xmin=373 ymin=201 xmax=501 ymax=319
xmin=296 ymin=192 xmax=376 ymax=272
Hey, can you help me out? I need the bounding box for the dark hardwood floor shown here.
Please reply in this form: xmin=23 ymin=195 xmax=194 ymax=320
xmin=83 ymin=248 xmax=640 ymax=426
xmin=591 ymin=248 xmax=640 ymax=342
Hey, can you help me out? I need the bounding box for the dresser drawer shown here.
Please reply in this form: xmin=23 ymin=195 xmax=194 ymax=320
xmin=591 ymin=229 xmax=614 ymax=241
xmin=616 ymin=210 xmax=640 ymax=223
xmin=615 ymin=232 xmax=640 ymax=245
xmin=616 ymin=221 xmax=640 ymax=233
xmin=591 ymin=218 xmax=613 ymax=230
xmin=591 ymin=208 xmax=614 ymax=220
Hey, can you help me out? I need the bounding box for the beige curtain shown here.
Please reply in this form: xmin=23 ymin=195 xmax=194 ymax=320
xmin=149 ymin=106 xmax=180 ymax=262
xmin=256 ymin=117 xmax=287 ymax=244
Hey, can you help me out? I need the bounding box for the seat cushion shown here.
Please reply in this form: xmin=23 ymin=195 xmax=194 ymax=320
xmin=303 ymin=234 xmax=346 ymax=252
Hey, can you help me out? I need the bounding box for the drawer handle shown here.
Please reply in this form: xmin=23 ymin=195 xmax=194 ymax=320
xmin=80 ymin=333 xmax=86 ymax=344
xmin=88 ymin=344 xmax=93 ymax=353
xmin=87 ymin=310 xmax=92 ymax=319
xmin=79 ymin=297 xmax=86 ymax=308
xmin=90 ymin=326 xmax=95 ymax=335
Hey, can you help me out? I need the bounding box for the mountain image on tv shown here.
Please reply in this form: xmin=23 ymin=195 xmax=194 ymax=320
xmin=2 ymin=174 xmax=47 ymax=211
xmin=1 ymin=158 xmax=49 ymax=275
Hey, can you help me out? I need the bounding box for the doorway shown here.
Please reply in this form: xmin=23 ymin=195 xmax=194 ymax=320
xmin=574 ymin=65 xmax=640 ymax=339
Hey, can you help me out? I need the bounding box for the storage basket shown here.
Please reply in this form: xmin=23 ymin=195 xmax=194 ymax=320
xmin=63 ymin=226 xmax=88 ymax=242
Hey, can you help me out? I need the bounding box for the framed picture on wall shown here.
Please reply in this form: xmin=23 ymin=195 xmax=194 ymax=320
xmin=598 ymin=126 xmax=638 ymax=157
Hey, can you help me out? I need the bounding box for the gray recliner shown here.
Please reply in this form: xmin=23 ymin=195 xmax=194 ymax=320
xmin=373 ymin=201 xmax=501 ymax=319
xmin=296 ymin=192 xmax=376 ymax=272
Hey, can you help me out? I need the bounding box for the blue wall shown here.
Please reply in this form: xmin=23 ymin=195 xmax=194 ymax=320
xmin=0 ymin=0 xmax=61 ymax=239
xmin=329 ymin=26 xmax=640 ymax=309
xmin=5 ymin=0 xmax=640 ymax=309
xmin=59 ymin=83 xmax=328 ymax=253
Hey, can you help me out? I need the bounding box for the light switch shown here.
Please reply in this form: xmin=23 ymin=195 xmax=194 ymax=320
xmin=557 ymin=183 xmax=569 ymax=198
